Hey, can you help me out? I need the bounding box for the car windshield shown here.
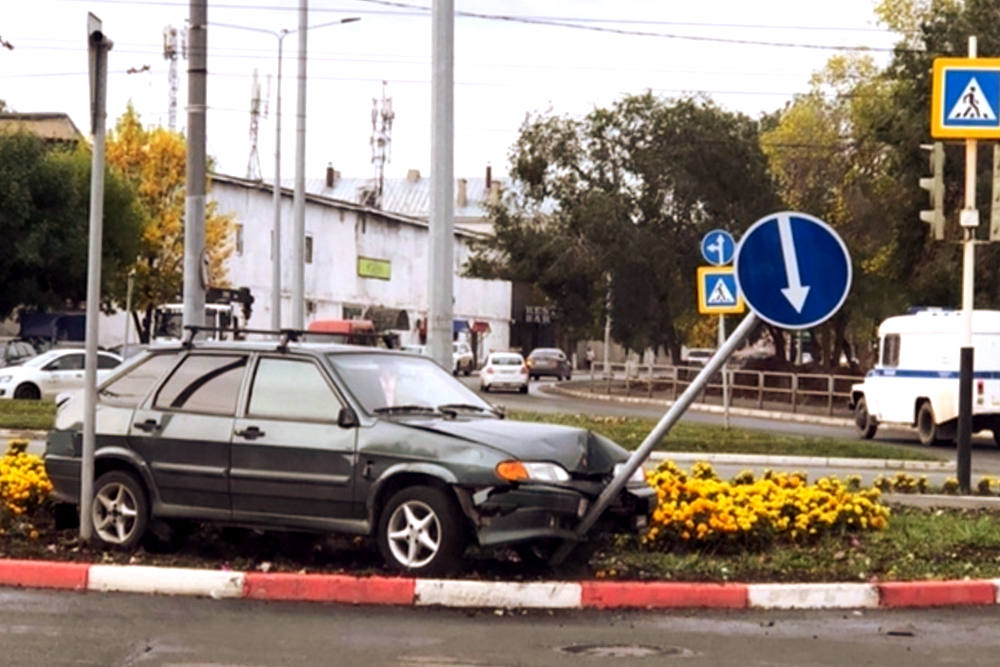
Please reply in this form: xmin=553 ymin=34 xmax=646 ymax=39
xmin=327 ymin=352 xmax=494 ymax=415
xmin=531 ymin=350 xmax=561 ymax=359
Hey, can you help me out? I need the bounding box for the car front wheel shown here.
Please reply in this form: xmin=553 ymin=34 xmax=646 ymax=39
xmin=377 ymin=486 xmax=464 ymax=576
xmin=916 ymin=401 xmax=941 ymax=446
xmin=92 ymin=470 xmax=149 ymax=549
xmin=854 ymin=396 xmax=877 ymax=439
xmin=13 ymin=383 xmax=40 ymax=400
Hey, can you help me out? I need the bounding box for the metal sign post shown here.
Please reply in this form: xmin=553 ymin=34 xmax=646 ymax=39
xmin=81 ymin=13 xmax=113 ymax=543
xmin=930 ymin=38 xmax=994 ymax=492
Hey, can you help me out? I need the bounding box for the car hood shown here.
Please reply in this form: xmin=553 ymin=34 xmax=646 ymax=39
xmin=401 ymin=417 xmax=628 ymax=473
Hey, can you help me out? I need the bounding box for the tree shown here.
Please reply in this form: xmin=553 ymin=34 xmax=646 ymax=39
xmin=468 ymin=94 xmax=776 ymax=361
xmin=0 ymin=129 xmax=142 ymax=320
xmin=105 ymin=103 xmax=235 ymax=342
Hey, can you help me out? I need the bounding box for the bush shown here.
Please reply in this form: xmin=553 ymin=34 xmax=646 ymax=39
xmin=0 ymin=439 xmax=53 ymax=538
xmin=643 ymin=460 xmax=890 ymax=552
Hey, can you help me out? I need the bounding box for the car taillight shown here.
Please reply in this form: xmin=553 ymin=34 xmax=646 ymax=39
xmin=485 ymin=366 xmax=494 ymax=375
xmin=519 ymin=365 xmax=528 ymax=375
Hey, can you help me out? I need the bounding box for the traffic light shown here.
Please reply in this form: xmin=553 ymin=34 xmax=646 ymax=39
xmin=919 ymin=142 xmax=945 ymax=240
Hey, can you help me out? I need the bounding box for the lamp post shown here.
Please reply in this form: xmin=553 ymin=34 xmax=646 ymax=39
xmin=211 ymin=16 xmax=359 ymax=331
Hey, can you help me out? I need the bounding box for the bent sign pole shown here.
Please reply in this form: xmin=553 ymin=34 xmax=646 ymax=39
xmin=549 ymin=312 xmax=761 ymax=566
xmin=552 ymin=210 xmax=853 ymax=567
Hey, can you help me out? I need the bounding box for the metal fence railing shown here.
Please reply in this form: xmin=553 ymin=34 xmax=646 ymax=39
xmin=581 ymin=362 xmax=860 ymax=418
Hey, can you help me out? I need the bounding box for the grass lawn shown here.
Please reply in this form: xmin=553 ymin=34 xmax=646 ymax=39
xmin=508 ymin=411 xmax=941 ymax=461
xmin=0 ymin=399 xmax=55 ymax=431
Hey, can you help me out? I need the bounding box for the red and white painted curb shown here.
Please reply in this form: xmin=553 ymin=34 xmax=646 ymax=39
xmin=1 ymin=560 xmax=999 ymax=609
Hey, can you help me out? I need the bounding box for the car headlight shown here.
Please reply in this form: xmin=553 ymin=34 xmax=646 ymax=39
xmin=0 ymin=375 xmax=12 ymax=384
xmin=495 ymin=460 xmax=571 ymax=483
xmin=614 ymin=462 xmax=648 ymax=484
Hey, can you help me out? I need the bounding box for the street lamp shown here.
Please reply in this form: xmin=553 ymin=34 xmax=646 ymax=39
xmin=211 ymin=16 xmax=360 ymax=331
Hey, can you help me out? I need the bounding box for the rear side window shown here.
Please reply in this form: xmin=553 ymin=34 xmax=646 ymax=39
xmin=97 ymin=354 xmax=121 ymax=369
xmin=154 ymin=354 xmax=248 ymax=415
xmin=247 ymin=357 xmax=343 ymax=422
xmin=881 ymin=334 xmax=900 ymax=368
xmin=100 ymin=352 xmax=182 ymax=408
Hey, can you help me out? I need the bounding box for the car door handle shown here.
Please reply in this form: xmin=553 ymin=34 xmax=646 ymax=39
xmin=235 ymin=426 xmax=266 ymax=440
xmin=133 ymin=419 xmax=159 ymax=433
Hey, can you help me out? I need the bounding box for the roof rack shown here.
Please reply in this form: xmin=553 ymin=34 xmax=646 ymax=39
xmin=180 ymin=325 xmax=387 ymax=352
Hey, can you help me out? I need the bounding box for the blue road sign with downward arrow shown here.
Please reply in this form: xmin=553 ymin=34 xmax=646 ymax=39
xmin=734 ymin=212 xmax=852 ymax=330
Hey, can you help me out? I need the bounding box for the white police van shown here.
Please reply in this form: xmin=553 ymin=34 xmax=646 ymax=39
xmin=850 ymin=309 xmax=1000 ymax=446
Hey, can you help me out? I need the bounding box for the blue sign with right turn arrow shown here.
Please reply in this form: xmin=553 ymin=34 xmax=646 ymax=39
xmin=734 ymin=212 xmax=852 ymax=330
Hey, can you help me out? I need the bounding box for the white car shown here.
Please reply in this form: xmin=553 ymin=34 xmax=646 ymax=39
xmin=453 ymin=341 xmax=474 ymax=375
xmin=0 ymin=348 xmax=122 ymax=400
xmin=479 ymin=352 xmax=529 ymax=393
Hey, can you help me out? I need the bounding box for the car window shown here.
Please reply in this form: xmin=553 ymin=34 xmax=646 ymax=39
xmin=246 ymin=357 xmax=343 ymax=422
xmin=490 ymin=355 xmax=522 ymax=366
xmin=153 ymin=354 xmax=248 ymax=415
xmin=45 ymin=353 xmax=84 ymax=371
xmin=100 ymin=352 xmax=183 ymax=408
xmin=97 ymin=354 xmax=121 ymax=369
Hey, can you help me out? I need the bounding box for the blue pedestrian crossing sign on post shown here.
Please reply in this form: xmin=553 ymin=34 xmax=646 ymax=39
xmin=697 ymin=266 xmax=744 ymax=315
xmin=734 ymin=212 xmax=851 ymax=330
xmin=932 ymin=58 xmax=1000 ymax=138
xmin=700 ymin=229 xmax=735 ymax=266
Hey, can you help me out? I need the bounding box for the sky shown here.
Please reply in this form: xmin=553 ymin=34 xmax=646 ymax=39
xmin=2 ymin=0 xmax=901 ymax=183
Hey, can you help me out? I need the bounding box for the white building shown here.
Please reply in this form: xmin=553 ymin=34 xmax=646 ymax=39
xmin=210 ymin=171 xmax=511 ymax=360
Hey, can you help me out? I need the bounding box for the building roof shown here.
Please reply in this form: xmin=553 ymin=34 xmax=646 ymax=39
xmin=0 ymin=113 xmax=84 ymax=142
xmin=282 ymin=167 xmax=506 ymax=223
xmin=210 ymin=172 xmax=492 ymax=240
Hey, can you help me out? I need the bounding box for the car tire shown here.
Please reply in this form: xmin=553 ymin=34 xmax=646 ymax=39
xmin=92 ymin=470 xmax=149 ymax=550
xmin=916 ymin=401 xmax=941 ymax=446
xmin=854 ymin=395 xmax=878 ymax=440
xmin=480 ymin=384 xmax=490 ymax=392
xmin=13 ymin=383 xmax=40 ymax=400
xmin=519 ymin=384 xmax=528 ymax=394
xmin=377 ymin=486 xmax=464 ymax=576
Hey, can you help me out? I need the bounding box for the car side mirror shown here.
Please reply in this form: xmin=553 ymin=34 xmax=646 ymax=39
xmin=337 ymin=406 xmax=359 ymax=428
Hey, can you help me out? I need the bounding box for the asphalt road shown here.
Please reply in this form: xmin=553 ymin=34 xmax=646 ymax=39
xmin=4 ymin=588 xmax=1000 ymax=667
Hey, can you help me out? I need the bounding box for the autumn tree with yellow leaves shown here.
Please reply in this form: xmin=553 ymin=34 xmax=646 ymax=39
xmin=105 ymin=103 xmax=235 ymax=343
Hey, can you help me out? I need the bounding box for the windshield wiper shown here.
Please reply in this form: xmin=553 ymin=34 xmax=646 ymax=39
xmin=437 ymin=403 xmax=502 ymax=417
xmin=373 ymin=405 xmax=440 ymax=416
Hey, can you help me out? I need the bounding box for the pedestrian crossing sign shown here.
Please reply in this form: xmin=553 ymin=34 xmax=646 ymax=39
xmin=932 ymin=58 xmax=1000 ymax=138
xmin=697 ymin=266 xmax=745 ymax=315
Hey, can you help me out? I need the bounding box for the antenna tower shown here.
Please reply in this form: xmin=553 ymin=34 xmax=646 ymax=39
xmin=163 ymin=25 xmax=180 ymax=131
xmin=247 ymin=68 xmax=268 ymax=181
xmin=370 ymin=81 xmax=395 ymax=206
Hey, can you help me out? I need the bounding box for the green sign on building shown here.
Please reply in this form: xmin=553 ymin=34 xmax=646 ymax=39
xmin=358 ymin=256 xmax=391 ymax=280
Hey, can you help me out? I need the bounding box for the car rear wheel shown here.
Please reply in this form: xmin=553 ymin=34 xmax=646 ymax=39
xmin=13 ymin=383 xmax=40 ymax=400
xmin=92 ymin=471 xmax=149 ymax=550
xmin=854 ymin=395 xmax=877 ymax=439
xmin=377 ymin=486 xmax=464 ymax=576
xmin=519 ymin=384 xmax=528 ymax=394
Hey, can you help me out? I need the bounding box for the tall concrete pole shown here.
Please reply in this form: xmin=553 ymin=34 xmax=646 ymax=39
xmin=427 ymin=0 xmax=455 ymax=370
xmin=271 ymin=31 xmax=287 ymax=331
xmin=290 ymin=0 xmax=308 ymax=330
xmin=81 ymin=12 xmax=112 ymax=543
xmin=184 ymin=0 xmax=207 ymax=331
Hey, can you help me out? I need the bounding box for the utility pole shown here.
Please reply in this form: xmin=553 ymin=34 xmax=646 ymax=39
xmin=427 ymin=0 xmax=455 ymax=371
xmin=184 ymin=0 xmax=207 ymax=332
xmin=290 ymin=0 xmax=309 ymax=330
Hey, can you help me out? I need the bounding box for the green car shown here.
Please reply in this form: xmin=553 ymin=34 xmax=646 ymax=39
xmin=45 ymin=333 xmax=652 ymax=575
